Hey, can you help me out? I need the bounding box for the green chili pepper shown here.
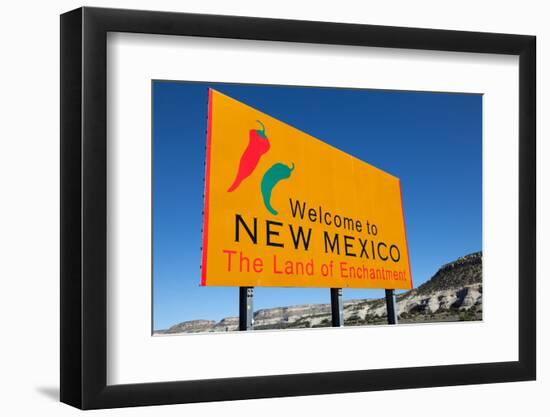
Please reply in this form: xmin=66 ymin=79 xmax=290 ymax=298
xmin=261 ymin=162 xmax=295 ymax=215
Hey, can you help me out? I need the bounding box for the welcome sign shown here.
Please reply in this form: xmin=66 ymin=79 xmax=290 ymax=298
xmin=201 ymin=89 xmax=412 ymax=289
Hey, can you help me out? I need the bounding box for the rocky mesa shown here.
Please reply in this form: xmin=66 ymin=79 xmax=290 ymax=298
xmin=157 ymin=251 xmax=482 ymax=334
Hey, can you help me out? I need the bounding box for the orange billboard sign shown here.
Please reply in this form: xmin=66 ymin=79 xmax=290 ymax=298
xmin=200 ymin=89 xmax=412 ymax=289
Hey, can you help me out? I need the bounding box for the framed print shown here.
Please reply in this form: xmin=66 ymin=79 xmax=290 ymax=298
xmin=60 ymin=6 xmax=536 ymax=410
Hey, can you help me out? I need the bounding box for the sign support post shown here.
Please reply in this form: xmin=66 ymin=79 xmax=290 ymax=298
xmin=385 ymin=289 xmax=398 ymax=325
xmin=330 ymin=288 xmax=344 ymax=327
xmin=239 ymin=287 xmax=254 ymax=330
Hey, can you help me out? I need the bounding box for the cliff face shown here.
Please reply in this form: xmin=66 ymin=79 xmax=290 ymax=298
xmin=158 ymin=252 xmax=482 ymax=334
xmin=414 ymin=252 xmax=482 ymax=295
xmin=165 ymin=319 xmax=216 ymax=333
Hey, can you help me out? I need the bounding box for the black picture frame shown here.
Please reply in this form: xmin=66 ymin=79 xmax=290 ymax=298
xmin=60 ymin=6 xmax=536 ymax=410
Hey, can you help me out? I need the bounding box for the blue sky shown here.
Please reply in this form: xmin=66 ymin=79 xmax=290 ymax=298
xmin=152 ymin=81 xmax=482 ymax=331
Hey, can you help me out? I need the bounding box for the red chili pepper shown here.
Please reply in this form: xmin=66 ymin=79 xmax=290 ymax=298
xmin=227 ymin=120 xmax=271 ymax=192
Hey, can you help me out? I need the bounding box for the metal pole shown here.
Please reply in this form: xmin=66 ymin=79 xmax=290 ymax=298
xmin=385 ymin=289 xmax=398 ymax=325
xmin=330 ymin=288 xmax=344 ymax=327
xmin=239 ymin=287 xmax=254 ymax=330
